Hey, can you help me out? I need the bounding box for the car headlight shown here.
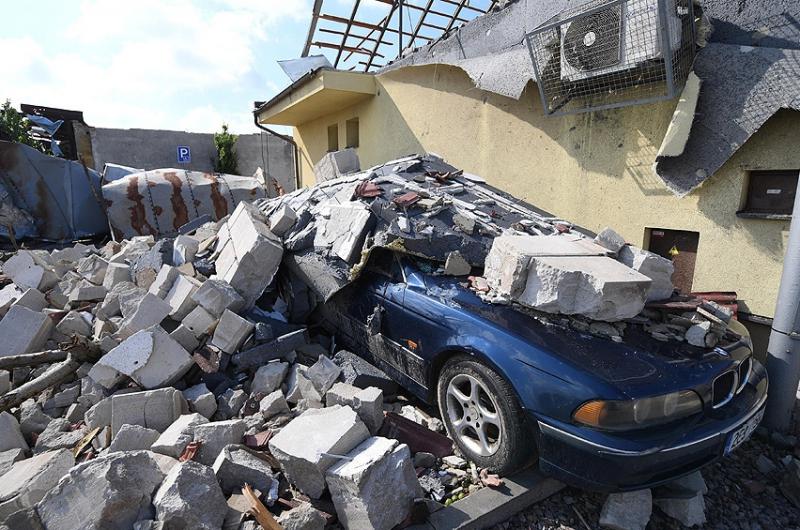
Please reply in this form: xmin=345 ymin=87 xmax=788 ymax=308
xmin=573 ymin=390 xmax=702 ymax=431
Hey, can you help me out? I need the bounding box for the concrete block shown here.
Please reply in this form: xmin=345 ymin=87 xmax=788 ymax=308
xmin=90 ymin=327 xmax=193 ymax=390
xmin=182 ymin=305 xmax=218 ymax=338
xmin=12 ymin=288 xmax=47 ymax=313
xmin=54 ymin=310 xmax=92 ymax=340
xmin=3 ymin=251 xmax=46 ymax=290
xmin=67 ymin=280 xmax=107 ymax=303
xmin=269 ymin=204 xmax=298 ymax=237
xmin=210 ymin=309 xmax=254 ymax=354
xmin=618 ymin=245 xmax=675 ymax=302
xmin=116 ymin=293 xmax=171 ymax=339
xmin=251 ymin=361 xmax=289 ymax=395
xmin=190 ymin=279 xmax=245 ymax=318
xmin=285 ymin=364 xmax=309 ymax=404
xmin=110 ymin=388 xmax=185 ymax=435
xmin=277 ymin=503 xmax=326 ymax=530
xmin=37 ymin=450 xmax=165 ymax=530
xmin=313 ymin=148 xmax=360 ymax=183
xmin=307 ymin=354 xmax=341 ymax=394
xmin=653 ymin=493 xmax=706 ymax=527
xmin=516 ymin=255 xmax=651 ymax=321
xmin=314 ymin=203 xmax=372 ymax=264
xmin=0 ymin=448 xmax=25 ymax=477
xmin=0 ymin=449 xmax=74 ymax=519
xmin=600 ymin=490 xmax=653 ymax=530
xmin=269 ymin=405 xmax=369 ymax=498
xmin=169 ymin=324 xmax=200 ymax=352
xmin=326 ymin=383 xmax=384 ymax=434
xmin=0 ymin=284 xmax=23 ymax=317
xmin=76 ymin=254 xmax=109 ymax=285
xmin=153 ymin=460 xmax=227 ymax=530
xmin=103 ymin=262 xmax=131 ymax=290
xmin=259 ymin=390 xmax=290 ymax=419
xmin=84 ymin=397 xmax=112 ymax=430
xmin=595 ymin=227 xmax=627 ymax=254
xmin=0 ymin=411 xmax=29 ymax=452
xmin=192 ymin=419 xmax=247 ymax=465
xmin=148 ymin=265 xmax=180 ymax=299
xmin=212 ymin=444 xmax=276 ymax=494
xmin=182 ymin=383 xmax=217 ymax=419
xmin=150 ymin=413 xmax=209 ymax=459
xmin=47 ymin=382 xmax=80 ymax=408
xmin=0 ymin=370 xmax=9 ymax=395
xmin=0 ymin=306 xmax=54 ymax=357
xmin=172 ymin=235 xmax=199 ymax=266
xmin=108 ymin=424 xmax=161 ymax=452
xmin=326 ymin=437 xmax=418 ymax=530
xmin=216 ymin=388 xmax=247 ymax=420
xmin=444 ymin=251 xmax=471 ymax=276
xmin=33 ymin=419 xmax=87 ymax=454
xmin=164 ymin=274 xmax=202 ymax=320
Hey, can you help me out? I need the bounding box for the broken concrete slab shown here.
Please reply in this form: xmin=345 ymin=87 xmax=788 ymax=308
xmin=212 ymin=443 xmax=276 ymax=494
xmin=108 ymin=424 xmax=161 ymax=452
xmin=444 ymin=251 xmax=472 ymax=276
xmin=232 ymin=328 xmax=310 ymax=369
xmin=314 ymin=203 xmax=373 ymax=264
xmin=599 ymin=490 xmax=652 ymax=530
xmin=306 ymin=354 xmax=341 ymax=395
xmin=84 ymin=396 xmax=112 ymax=431
xmin=653 ymin=493 xmax=706 ymax=527
xmin=3 ymin=252 xmax=47 ymax=291
xmin=326 ymin=383 xmax=384 ymax=434
xmin=169 ymin=324 xmax=200 ymax=353
xmin=0 ymin=449 xmax=74 ymax=519
xmin=150 ymin=413 xmax=209 ymax=459
xmin=12 ymin=288 xmax=47 ymax=313
xmin=37 ymin=450 xmax=165 ymax=530
xmin=54 ymin=310 xmax=92 ymax=341
xmin=182 ymin=383 xmax=217 ymax=419
xmin=190 ymin=279 xmax=245 ymax=318
xmin=116 ymin=292 xmax=171 ymax=340
xmin=33 ymin=419 xmax=86 ymax=454
xmin=210 ymin=309 xmax=254 ymax=354
xmin=192 ymin=419 xmax=247 ymax=466
xmin=0 ymin=284 xmax=23 ymax=317
xmin=172 ymin=235 xmax=199 ymax=266
xmin=76 ymin=254 xmax=109 ymax=285
xmin=313 ymin=148 xmax=360 ymax=183
xmin=216 ymin=388 xmax=247 ymax=420
xmin=153 ymin=460 xmax=227 ymax=530
xmin=269 ymin=405 xmax=370 ymax=498
xmin=326 ymin=436 xmax=418 ymax=530
xmin=164 ymin=274 xmax=202 ymax=321
xmin=0 ymin=306 xmax=54 ymax=357
xmin=103 ymin=262 xmax=131 ymax=290
xmin=110 ymin=387 xmax=185 ymax=435
xmin=0 ymin=412 xmax=29 ymax=452
xmin=67 ymin=279 xmax=107 ymax=303
xmin=277 ymin=502 xmax=326 ymax=530
xmin=617 ymin=245 xmax=675 ymax=302
xmin=148 ymin=265 xmax=180 ymax=299
xmin=182 ymin=305 xmax=218 ymax=338
xmin=269 ymin=203 xmax=298 ymax=237
xmin=251 ymin=361 xmax=290 ymax=395
xmin=0 ymin=448 xmax=25 ymax=478
xmin=259 ymin=390 xmax=290 ymax=420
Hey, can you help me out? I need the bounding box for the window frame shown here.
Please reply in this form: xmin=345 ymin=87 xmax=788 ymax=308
xmin=737 ymin=169 xmax=798 ymax=220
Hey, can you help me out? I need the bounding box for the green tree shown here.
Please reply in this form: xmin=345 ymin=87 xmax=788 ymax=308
xmin=213 ymin=123 xmax=238 ymax=174
xmin=0 ymin=100 xmax=47 ymax=152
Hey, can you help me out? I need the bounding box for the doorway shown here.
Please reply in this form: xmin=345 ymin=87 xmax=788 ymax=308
xmin=646 ymin=228 xmax=700 ymax=294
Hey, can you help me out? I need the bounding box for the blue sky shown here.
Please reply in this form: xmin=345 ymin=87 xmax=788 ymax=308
xmin=0 ymin=0 xmax=392 ymax=134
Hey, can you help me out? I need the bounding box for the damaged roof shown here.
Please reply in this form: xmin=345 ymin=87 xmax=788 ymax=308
xmin=380 ymin=0 xmax=800 ymax=195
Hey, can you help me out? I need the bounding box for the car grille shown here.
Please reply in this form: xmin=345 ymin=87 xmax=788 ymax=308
xmin=737 ymin=356 xmax=752 ymax=394
xmin=712 ymin=370 xmax=738 ymax=409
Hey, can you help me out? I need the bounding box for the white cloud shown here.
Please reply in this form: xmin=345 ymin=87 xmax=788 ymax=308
xmin=0 ymin=0 xmax=308 ymax=132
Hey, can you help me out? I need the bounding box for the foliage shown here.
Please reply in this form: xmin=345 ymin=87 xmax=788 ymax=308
xmin=213 ymin=123 xmax=238 ymax=174
xmin=0 ymin=100 xmax=48 ymax=152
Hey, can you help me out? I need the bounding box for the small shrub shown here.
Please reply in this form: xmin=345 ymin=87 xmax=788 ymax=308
xmin=213 ymin=123 xmax=238 ymax=174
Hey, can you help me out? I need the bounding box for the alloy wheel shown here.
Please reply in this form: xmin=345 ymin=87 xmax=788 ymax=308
xmin=445 ymin=373 xmax=502 ymax=456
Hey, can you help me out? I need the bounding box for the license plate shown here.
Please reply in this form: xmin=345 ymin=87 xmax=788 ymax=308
xmin=724 ymin=406 xmax=764 ymax=455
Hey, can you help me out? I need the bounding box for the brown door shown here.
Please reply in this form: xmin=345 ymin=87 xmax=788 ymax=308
xmin=647 ymin=228 xmax=699 ymax=294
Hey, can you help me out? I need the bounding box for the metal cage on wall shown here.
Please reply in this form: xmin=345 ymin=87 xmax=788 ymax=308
xmin=525 ymin=0 xmax=695 ymax=116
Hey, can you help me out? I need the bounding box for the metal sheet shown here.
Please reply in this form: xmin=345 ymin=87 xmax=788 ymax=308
xmin=278 ymin=55 xmax=333 ymax=82
xmin=0 ymin=140 xmax=107 ymax=241
xmin=102 ymin=168 xmax=267 ymax=239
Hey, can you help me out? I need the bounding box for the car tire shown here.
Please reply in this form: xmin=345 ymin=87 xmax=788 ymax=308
xmin=437 ymin=355 xmax=536 ymax=475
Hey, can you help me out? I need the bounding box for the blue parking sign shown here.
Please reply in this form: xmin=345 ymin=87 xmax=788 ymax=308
xmin=177 ymin=146 xmax=191 ymax=164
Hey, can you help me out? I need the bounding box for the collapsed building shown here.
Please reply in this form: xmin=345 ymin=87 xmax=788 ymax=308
xmin=0 ymin=151 xmax=747 ymax=529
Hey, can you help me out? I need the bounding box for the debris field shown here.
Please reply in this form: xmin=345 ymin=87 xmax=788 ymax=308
xmin=0 ymin=152 xmax=767 ymax=529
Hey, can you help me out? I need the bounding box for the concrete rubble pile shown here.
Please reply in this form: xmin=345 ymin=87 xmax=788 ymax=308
xmin=0 ymin=194 xmax=491 ymax=530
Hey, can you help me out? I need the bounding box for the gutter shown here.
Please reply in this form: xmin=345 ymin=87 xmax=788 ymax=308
xmin=252 ymin=112 xmax=301 ymax=192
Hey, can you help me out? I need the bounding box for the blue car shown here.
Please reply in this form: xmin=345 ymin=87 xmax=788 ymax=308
xmin=318 ymin=248 xmax=768 ymax=492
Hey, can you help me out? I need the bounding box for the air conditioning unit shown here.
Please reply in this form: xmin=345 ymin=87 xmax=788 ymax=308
xmin=560 ymin=0 xmax=682 ymax=82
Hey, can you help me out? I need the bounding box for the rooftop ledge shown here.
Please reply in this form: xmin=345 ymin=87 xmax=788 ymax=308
xmin=255 ymin=69 xmax=377 ymax=127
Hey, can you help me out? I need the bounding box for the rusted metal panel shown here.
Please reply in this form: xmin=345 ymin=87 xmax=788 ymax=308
xmin=0 ymin=140 xmax=107 ymax=241
xmin=102 ymin=168 xmax=266 ymax=239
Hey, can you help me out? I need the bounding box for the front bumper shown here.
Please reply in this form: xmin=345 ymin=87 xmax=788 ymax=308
xmin=534 ymin=360 xmax=768 ymax=492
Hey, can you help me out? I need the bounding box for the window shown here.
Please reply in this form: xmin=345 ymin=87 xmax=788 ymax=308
xmin=327 ymin=124 xmax=339 ymax=152
xmin=346 ymin=118 xmax=360 ymax=148
xmin=738 ymin=170 xmax=798 ymax=219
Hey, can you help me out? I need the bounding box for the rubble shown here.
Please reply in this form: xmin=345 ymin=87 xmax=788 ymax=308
xmin=193 ymin=419 xmax=247 ymax=465
xmin=108 ymin=424 xmax=160 ymax=452
xmin=151 ymin=413 xmax=209 ymax=459
xmin=0 ymin=306 xmax=54 ymax=356
xmin=277 ymin=502 xmax=326 ymax=530
xmin=110 ymin=388 xmax=185 ymax=435
xmin=599 ymin=490 xmax=652 ymax=530
xmin=212 ymin=444 xmax=277 ymax=494
xmin=153 ymin=460 xmax=228 ymax=530
xmin=0 ymin=449 xmax=74 ymax=518
xmin=0 ymin=411 xmax=29 ymax=452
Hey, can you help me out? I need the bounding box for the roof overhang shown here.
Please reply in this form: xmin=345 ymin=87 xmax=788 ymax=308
xmin=255 ymin=69 xmax=377 ymax=126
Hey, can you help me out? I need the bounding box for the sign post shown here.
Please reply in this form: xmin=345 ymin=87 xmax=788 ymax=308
xmin=177 ymin=146 xmax=191 ymax=164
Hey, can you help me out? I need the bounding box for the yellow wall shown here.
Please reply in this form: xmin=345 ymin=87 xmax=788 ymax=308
xmin=291 ymin=64 xmax=798 ymax=318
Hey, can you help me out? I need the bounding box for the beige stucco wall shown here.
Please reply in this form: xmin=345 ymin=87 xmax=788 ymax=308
xmin=291 ymin=64 xmax=798 ymax=318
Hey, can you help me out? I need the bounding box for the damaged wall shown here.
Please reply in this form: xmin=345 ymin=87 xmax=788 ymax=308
xmin=290 ymin=64 xmax=800 ymax=319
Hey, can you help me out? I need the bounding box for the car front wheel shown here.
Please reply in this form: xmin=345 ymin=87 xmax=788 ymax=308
xmin=437 ymin=355 xmax=536 ymax=475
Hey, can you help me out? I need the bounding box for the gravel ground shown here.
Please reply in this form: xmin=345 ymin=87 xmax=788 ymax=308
xmin=489 ymin=434 xmax=800 ymax=530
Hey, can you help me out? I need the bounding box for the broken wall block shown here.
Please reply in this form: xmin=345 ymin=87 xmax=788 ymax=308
xmin=192 ymin=419 xmax=247 ymax=466
xmin=269 ymin=204 xmax=298 ymax=237
xmin=618 ymin=245 xmax=675 ymax=301
xmin=251 ymin=361 xmax=289 ymax=395
xmin=37 ymin=451 xmax=165 ymax=530
xmin=172 ymin=235 xmax=200 ymax=266
xmin=3 ymin=251 xmax=47 ymax=290
xmin=76 ymin=254 xmax=109 ymax=285
xmin=103 ymin=263 xmax=131 ymax=290
xmin=150 ymin=413 xmax=209 ymax=459
xmin=164 ymin=274 xmax=202 ymax=320
xmin=210 ymin=309 xmax=254 ymax=354
xmin=110 ymin=387 xmax=185 ymax=435
xmin=190 ymin=279 xmax=245 ymax=318
xmin=182 ymin=305 xmax=218 ymax=338
xmin=277 ymin=503 xmax=326 ymax=530
xmin=153 ymin=460 xmax=228 ymax=530
xmin=314 ymin=203 xmax=373 ymax=264
xmin=0 ymin=412 xmax=29 ymax=452
xmin=13 ymin=288 xmax=47 ymax=313
xmin=306 ymin=354 xmax=342 ymax=395
xmin=313 ymin=148 xmax=360 ymax=184
xmin=212 ymin=444 xmax=276 ymax=494
xmin=259 ymin=390 xmax=290 ymax=420
xmin=0 ymin=306 xmax=54 ymax=357
xmin=116 ymin=293 xmax=171 ymax=339
xmin=326 ymin=383 xmax=384 ymax=435
xmin=170 ymin=324 xmax=200 ymax=353
xmin=0 ymin=449 xmax=75 ymax=520
xmin=326 ymin=437 xmax=418 ymax=530
xmin=148 ymin=265 xmax=179 ymax=299
xmin=518 ymin=256 xmax=651 ymax=321
xmin=268 ymin=405 xmax=370 ymax=499
xmin=182 ymin=384 xmax=217 ymax=419
xmin=108 ymin=424 xmax=161 ymax=452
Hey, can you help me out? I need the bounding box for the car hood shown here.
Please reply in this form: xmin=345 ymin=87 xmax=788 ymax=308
xmin=419 ymin=274 xmax=742 ymax=398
